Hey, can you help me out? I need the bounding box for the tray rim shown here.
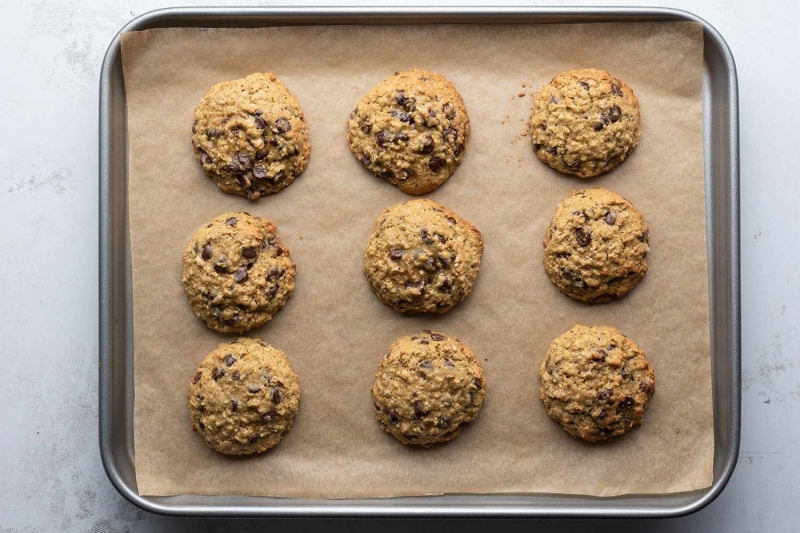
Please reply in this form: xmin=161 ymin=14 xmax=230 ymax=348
xmin=99 ymin=5 xmax=740 ymax=519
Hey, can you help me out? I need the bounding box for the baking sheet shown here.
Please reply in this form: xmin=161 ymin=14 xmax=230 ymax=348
xmin=121 ymin=21 xmax=712 ymax=498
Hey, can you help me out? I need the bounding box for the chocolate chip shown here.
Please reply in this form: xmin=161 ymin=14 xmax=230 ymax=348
xmin=231 ymin=371 xmax=241 ymax=381
xmin=192 ymin=372 xmax=202 ymax=384
xmin=225 ymin=217 xmax=238 ymax=226
xmin=212 ymin=368 xmax=226 ymax=381
xmin=430 ymin=333 xmax=445 ymax=341
xmin=247 ymin=383 xmax=261 ymax=394
xmin=419 ymin=360 xmax=433 ymax=369
xmin=272 ymin=171 xmax=286 ymax=183
xmin=241 ymin=247 xmax=258 ymax=260
xmin=198 ymin=422 xmax=205 ymax=431
xmin=575 ymin=227 xmax=592 ymax=247
xmin=579 ymin=81 xmax=590 ymax=90
xmin=639 ymin=381 xmax=652 ymax=394
xmin=640 ymin=230 xmax=649 ymax=242
xmin=607 ymin=105 xmax=622 ymax=123
xmin=359 ymin=155 xmax=371 ymax=166
xmin=374 ymin=403 xmax=381 ymax=411
xmin=272 ymin=387 xmax=283 ymax=404
xmin=428 ymin=156 xmax=443 ymax=172
xmin=611 ymin=85 xmax=624 ymax=97
xmin=598 ymin=389 xmax=613 ymax=403
xmin=556 ymin=252 xmax=571 ymax=259
xmin=254 ymin=116 xmax=267 ymax=129
xmin=234 ymin=268 xmax=248 ymax=283
xmin=252 ymin=165 xmax=268 ymax=180
xmin=360 ymin=120 xmax=372 ymax=134
xmin=390 ymin=412 xmax=399 ymax=424
xmin=396 ymin=91 xmax=416 ymax=111
xmin=200 ymin=152 xmax=212 ymax=166
xmin=270 ymin=245 xmax=283 ymax=257
xmin=597 ymin=411 xmax=608 ymax=421
xmin=419 ymin=135 xmax=435 ymax=154
xmin=403 ymin=433 xmax=417 ymax=441
xmin=454 ymin=143 xmax=464 ymax=158
xmin=418 ymin=339 xmax=429 ymax=345
xmin=594 ymin=122 xmax=605 ymax=131
xmin=375 ymin=130 xmax=391 ymax=146
xmin=594 ymin=349 xmax=608 ymax=360
xmin=623 ymin=416 xmax=632 ymax=425
xmin=389 ymin=249 xmax=404 ymax=261
xmin=436 ymin=416 xmax=451 ymax=429
xmin=439 ymin=280 xmax=452 ymax=293
xmin=547 ymin=146 xmax=558 ymax=156
xmin=269 ymin=139 xmax=278 ymax=147
xmin=231 ymin=399 xmax=239 ymax=412
xmin=236 ymin=153 xmax=251 ymax=168
xmin=621 ymin=395 xmax=634 ymax=408
xmin=192 ymin=122 xmax=197 ymax=134
xmin=442 ymin=127 xmax=457 ymax=143
xmin=265 ymin=286 xmax=278 ymax=299
xmin=235 ymin=175 xmax=248 ymax=187
xmin=414 ymin=401 xmax=427 ymax=419
xmin=199 ymin=244 xmax=212 ymax=261
xmin=561 ymin=268 xmax=575 ymax=280
xmin=604 ymin=211 xmax=617 ymax=225
xmin=207 ymin=129 xmax=220 ymax=138
xmin=223 ymin=354 xmax=236 ymax=367
xmin=262 ymin=409 xmax=275 ymax=421
xmin=377 ymin=170 xmax=393 ymax=181
xmin=393 ymin=131 xmax=409 ymax=143
xmin=390 ymin=109 xmax=412 ymax=124
xmin=549 ymin=95 xmax=560 ymax=104
xmin=472 ymin=377 xmax=483 ymax=390
xmin=421 ymin=228 xmax=434 ymax=244
xmin=275 ymin=118 xmax=291 ymax=133
xmin=266 ymin=267 xmax=283 ymax=280
xmin=213 ymin=264 xmax=228 ymax=274
xmin=444 ymin=358 xmax=454 ymax=368
xmin=446 ymin=216 xmax=456 ymax=225
xmin=533 ymin=143 xmax=543 ymax=151
xmin=443 ymin=103 xmax=456 ymax=120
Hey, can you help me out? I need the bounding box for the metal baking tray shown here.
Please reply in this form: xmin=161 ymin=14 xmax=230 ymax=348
xmin=99 ymin=6 xmax=740 ymax=518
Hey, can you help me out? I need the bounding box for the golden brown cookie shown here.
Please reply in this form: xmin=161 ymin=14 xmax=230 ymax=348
xmin=372 ymin=331 xmax=486 ymax=446
xmin=189 ymin=338 xmax=300 ymax=455
xmin=182 ymin=212 xmax=296 ymax=333
xmin=347 ymin=70 xmax=470 ymax=194
xmin=540 ymin=325 xmax=655 ymax=443
xmin=531 ymin=69 xmax=640 ymax=178
xmin=543 ymin=188 xmax=649 ymax=302
xmin=192 ymin=73 xmax=311 ymax=199
xmin=364 ymin=199 xmax=482 ymax=313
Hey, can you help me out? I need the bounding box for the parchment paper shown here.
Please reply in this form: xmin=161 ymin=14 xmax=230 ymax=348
xmin=122 ymin=22 xmax=712 ymax=498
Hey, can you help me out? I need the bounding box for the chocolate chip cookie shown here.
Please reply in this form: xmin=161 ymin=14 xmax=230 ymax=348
xmin=348 ymin=70 xmax=470 ymax=194
xmin=364 ymin=199 xmax=482 ymax=313
xmin=531 ymin=69 xmax=640 ymax=178
xmin=192 ymin=73 xmax=311 ymax=199
xmin=189 ymin=338 xmax=300 ymax=455
xmin=372 ymin=331 xmax=486 ymax=446
xmin=543 ymin=188 xmax=649 ymax=302
xmin=540 ymin=325 xmax=655 ymax=442
xmin=182 ymin=212 xmax=296 ymax=333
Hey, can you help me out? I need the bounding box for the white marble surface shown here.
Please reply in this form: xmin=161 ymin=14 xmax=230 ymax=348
xmin=0 ymin=0 xmax=797 ymax=531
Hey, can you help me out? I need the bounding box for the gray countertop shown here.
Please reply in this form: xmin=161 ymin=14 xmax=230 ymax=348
xmin=0 ymin=0 xmax=796 ymax=531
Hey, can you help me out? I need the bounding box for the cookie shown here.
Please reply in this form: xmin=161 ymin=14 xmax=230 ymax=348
xmin=531 ymin=69 xmax=640 ymax=178
xmin=182 ymin=212 xmax=296 ymax=333
xmin=347 ymin=70 xmax=470 ymax=194
xmin=372 ymin=331 xmax=486 ymax=446
xmin=192 ymin=73 xmax=311 ymax=199
xmin=364 ymin=199 xmax=482 ymax=313
xmin=543 ymin=188 xmax=649 ymax=302
xmin=189 ymin=338 xmax=300 ymax=455
xmin=540 ymin=325 xmax=654 ymax=442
